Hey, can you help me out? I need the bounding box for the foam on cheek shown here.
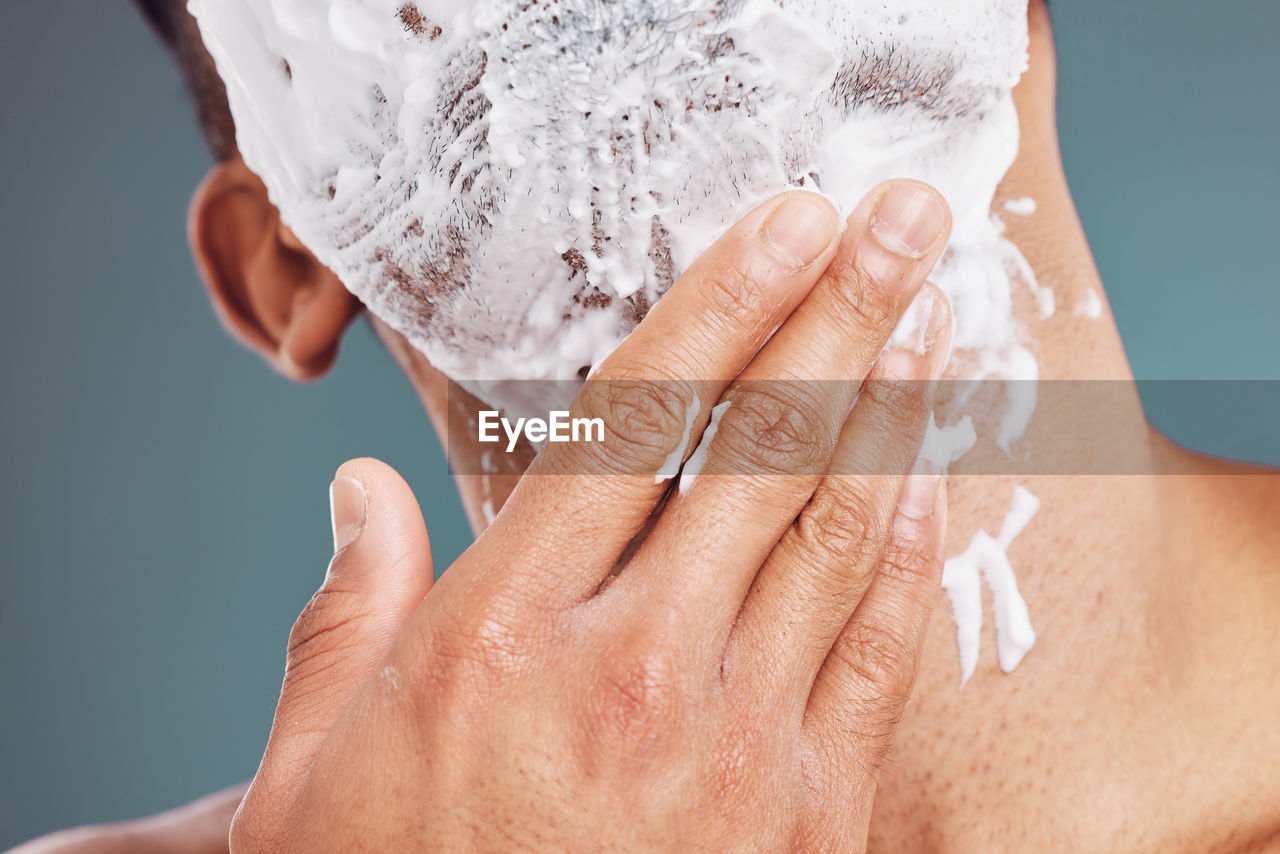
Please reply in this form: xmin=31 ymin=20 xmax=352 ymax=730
xmin=189 ymin=0 xmax=1043 ymax=392
xmin=190 ymin=0 xmax=1051 ymax=684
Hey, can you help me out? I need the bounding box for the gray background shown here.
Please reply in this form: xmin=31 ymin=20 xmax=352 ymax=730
xmin=1 ymin=1 xmax=1276 ymax=846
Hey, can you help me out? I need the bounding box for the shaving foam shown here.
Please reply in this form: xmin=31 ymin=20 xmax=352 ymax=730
xmin=655 ymin=392 xmax=700 ymax=484
xmin=678 ymin=400 xmax=731 ymax=495
xmin=941 ymin=485 xmax=1040 ymax=686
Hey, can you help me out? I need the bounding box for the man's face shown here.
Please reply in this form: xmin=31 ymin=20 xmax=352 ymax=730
xmin=191 ymin=0 xmax=1034 ymax=418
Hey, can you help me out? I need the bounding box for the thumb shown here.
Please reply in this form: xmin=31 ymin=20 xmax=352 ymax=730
xmin=258 ymin=457 xmax=434 ymax=789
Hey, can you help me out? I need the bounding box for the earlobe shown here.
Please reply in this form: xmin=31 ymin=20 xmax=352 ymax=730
xmin=188 ymin=157 xmax=362 ymax=382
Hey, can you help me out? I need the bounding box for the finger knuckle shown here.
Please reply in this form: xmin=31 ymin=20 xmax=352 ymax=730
xmin=425 ymin=598 xmax=536 ymax=689
xmin=722 ymin=387 xmax=832 ymax=475
xmin=861 ymin=374 xmax=933 ymax=435
xmin=701 ymin=263 xmax=770 ymax=333
xmin=575 ymin=377 xmax=692 ymax=474
xmin=826 ymin=257 xmax=901 ymax=333
xmin=286 ymin=586 xmax=370 ymax=677
xmin=878 ymin=529 xmax=941 ymax=587
xmin=586 ymin=644 xmax=684 ymax=755
xmin=833 ymin=620 xmax=917 ymax=702
xmin=794 ymin=483 xmax=886 ymax=570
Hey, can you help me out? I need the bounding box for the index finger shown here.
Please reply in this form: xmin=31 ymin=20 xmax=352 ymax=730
xmin=488 ymin=191 xmax=841 ymax=601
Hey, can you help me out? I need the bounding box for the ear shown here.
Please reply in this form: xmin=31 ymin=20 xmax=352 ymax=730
xmin=188 ymin=157 xmax=362 ymax=382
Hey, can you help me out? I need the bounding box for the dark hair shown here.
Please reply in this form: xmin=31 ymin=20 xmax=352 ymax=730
xmin=132 ymin=0 xmax=238 ymax=161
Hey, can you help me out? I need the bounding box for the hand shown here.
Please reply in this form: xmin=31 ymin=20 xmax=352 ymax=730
xmin=231 ymin=181 xmax=954 ymax=852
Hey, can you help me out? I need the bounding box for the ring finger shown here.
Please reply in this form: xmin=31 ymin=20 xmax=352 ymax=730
xmin=730 ymin=290 xmax=952 ymax=705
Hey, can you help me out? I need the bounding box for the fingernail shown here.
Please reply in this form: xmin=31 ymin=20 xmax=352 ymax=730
xmin=898 ymin=461 xmax=942 ymax=520
xmin=762 ymin=195 xmax=837 ymax=269
xmin=923 ymin=292 xmax=954 ymax=368
xmin=871 ymin=183 xmax=947 ymax=259
xmin=873 ymin=347 xmax=926 ymax=383
xmin=330 ymin=475 xmax=367 ymax=553
xmin=898 ymin=288 xmax=947 ymax=356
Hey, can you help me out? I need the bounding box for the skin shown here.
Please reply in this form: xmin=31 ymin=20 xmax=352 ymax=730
xmin=226 ymin=181 xmax=962 ymax=852
xmin=13 ymin=1 xmax=1280 ymax=851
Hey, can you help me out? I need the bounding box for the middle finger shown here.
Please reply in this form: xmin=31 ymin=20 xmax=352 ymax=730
xmin=620 ymin=181 xmax=951 ymax=633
